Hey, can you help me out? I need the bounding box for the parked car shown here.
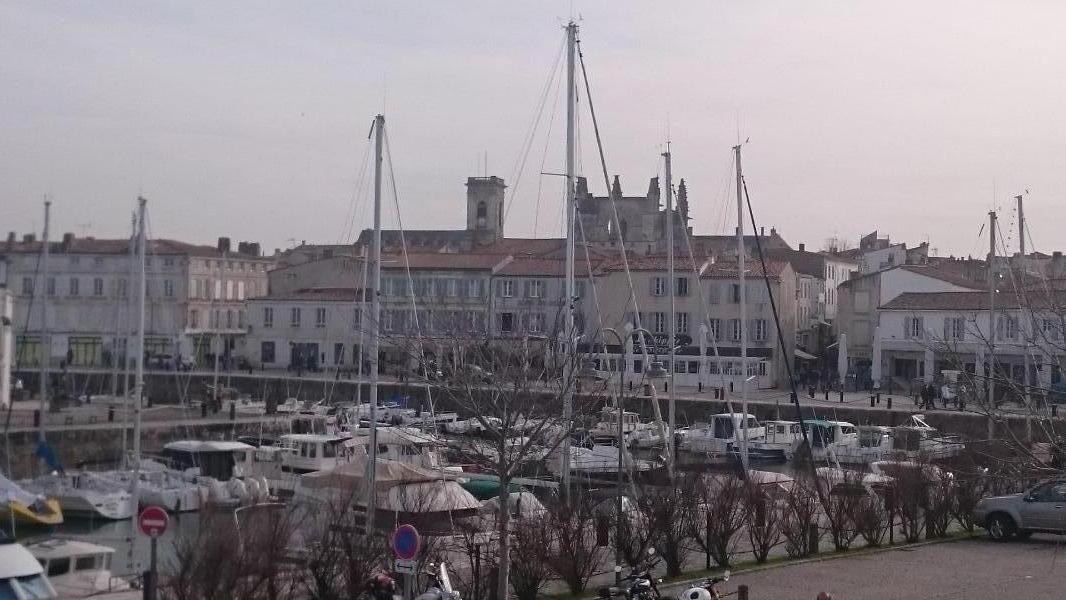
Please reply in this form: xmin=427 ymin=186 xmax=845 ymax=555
xmin=974 ymin=476 xmax=1066 ymax=540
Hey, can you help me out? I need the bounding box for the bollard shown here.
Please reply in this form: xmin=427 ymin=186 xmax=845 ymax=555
xmin=33 ymin=410 xmax=40 ymax=428
xmin=737 ymin=585 xmax=749 ymax=600
xmin=628 ymin=381 xmax=633 ymax=392
xmin=808 ymin=523 xmax=820 ymax=554
xmin=201 ymin=402 xmax=208 ymax=418
xmin=887 ymin=397 xmax=893 ymax=410
xmin=838 ymin=390 xmax=844 ymax=402
xmin=698 ymin=381 xmax=703 ymax=392
xmin=108 ymin=407 xmax=115 ymax=423
xmin=870 ymin=396 xmax=875 ymax=408
xmin=876 ymin=392 xmax=881 ymax=404
xmin=1053 ymin=405 xmax=1058 ymax=417
xmin=663 ymin=382 xmax=668 ymax=393
xmin=809 ymin=386 xmax=815 ymax=399
xmin=729 ymin=381 xmax=734 ymax=393
xmin=229 ymin=402 xmax=236 ymax=421
xmin=824 ymin=389 xmax=829 ymax=401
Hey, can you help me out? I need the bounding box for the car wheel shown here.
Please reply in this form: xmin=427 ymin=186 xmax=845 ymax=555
xmin=987 ymin=514 xmax=1016 ymax=541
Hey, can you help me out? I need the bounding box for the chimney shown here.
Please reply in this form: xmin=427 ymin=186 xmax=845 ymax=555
xmin=62 ymin=232 xmax=75 ymax=249
xmin=799 ymin=243 xmax=805 ymax=252
xmin=760 ymin=226 xmax=765 ymax=236
xmin=22 ymin=234 xmax=35 ymax=243
xmin=237 ymin=242 xmax=248 ymax=255
xmin=770 ymin=227 xmax=777 ymax=237
xmin=217 ymin=237 xmax=231 ymax=253
xmin=248 ymin=242 xmax=261 ymax=257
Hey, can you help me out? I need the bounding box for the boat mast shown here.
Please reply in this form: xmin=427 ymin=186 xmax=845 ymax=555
xmin=366 ymin=114 xmax=384 ymax=534
xmin=38 ymin=200 xmax=50 ymax=445
xmin=212 ymin=247 xmax=227 ymax=408
xmin=1017 ymin=194 xmax=1031 ymax=440
xmin=663 ymin=147 xmax=676 ymax=478
xmin=734 ymin=144 xmax=749 ymax=471
xmin=987 ymin=209 xmax=996 ymax=440
xmin=561 ymin=20 xmax=578 ymax=501
xmin=121 ymin=212 xmax=135 ymax=467
xmin=129 ymin=197 xmax=147 ymax=567
xmin=356 ymin=245 xmax=369 ymax=407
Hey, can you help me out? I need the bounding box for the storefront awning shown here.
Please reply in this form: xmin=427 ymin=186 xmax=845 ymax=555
xmin=794 ymin=348 xmax=819 ymax=361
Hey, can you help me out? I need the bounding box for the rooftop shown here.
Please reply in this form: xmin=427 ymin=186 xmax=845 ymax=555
xmin=880 ymin=290 xmax=1066 ymax=311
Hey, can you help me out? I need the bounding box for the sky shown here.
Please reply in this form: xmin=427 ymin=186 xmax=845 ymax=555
xmin=2 ymin=1 xmax=1064 ymax=259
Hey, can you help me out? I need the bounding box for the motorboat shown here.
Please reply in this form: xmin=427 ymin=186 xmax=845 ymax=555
xmin=0 ymin=471 xmax=63 ymax=527
xmin=21 ymin=472 xmax=134 ymax=521
xmin=587 ymin=408 xmax=646 ymax=441
xmin=352 ymin=427 xmax=463 ymax=474
xmin=869 ymin=460 xmax=953 ymax=482
xmin=443 ymin=416 xmax=501 ymax=435
xmin=0 ymin=534 xmax=57 ymax=598
xmin=162 ymin=440 xmax=271 ymax=508
xmin=227 ymin=395 xmax=268 ymax=416
xmin=682 ymin=413 xmax=766 ymax=457
xmin=243 ymin=433 xmax=361 ymax=495
xmin=628 ymin=421 xmax=668 ymax=449
xmin=292 ymin=456 xmax=481 ymax=533
xmin=25 ymin=538 xmax=129 ymax=597
xmin=275 ymin=397 xmax=302 ymax=414
xmin=802 ymin=420 xmax=892 ymax=465
xmin=738 ymin=420 xmax=802 ymax=462
xmin=890 ymin=414 xmax=965 ymax=460
xmin=548 ymin=439 xmax=657 ymax=477
xmin=815 ymin=466 xmax=893 ymax=494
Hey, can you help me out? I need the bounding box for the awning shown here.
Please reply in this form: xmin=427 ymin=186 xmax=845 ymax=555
xmin=794 ymin=348 xmax=819 ymax=360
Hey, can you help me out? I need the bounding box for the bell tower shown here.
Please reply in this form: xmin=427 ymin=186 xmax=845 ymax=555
xmin=466 ymin=176 xmax=507 ymax=245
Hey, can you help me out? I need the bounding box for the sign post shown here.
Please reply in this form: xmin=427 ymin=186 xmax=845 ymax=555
xmin=392 ymin=524 xmax=421 ymax=600
xmin=138 ymin=505 xmax=169 ymax=600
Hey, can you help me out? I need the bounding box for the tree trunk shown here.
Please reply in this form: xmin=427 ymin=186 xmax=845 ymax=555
xmin=496 ymin=476 xmax=512 ymax=600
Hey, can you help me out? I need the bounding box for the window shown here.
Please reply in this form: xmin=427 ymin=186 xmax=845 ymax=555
xmin=688 ymin=361 xmax=699 ymax=374
xmin=904 ymin=316 xmax=923 ymax=339
xmin=226 ymin=310 xmax=234 ymax=328
xmin=68 ymin=277 xmax=79 ymax=296
xmin=47 ymin=557 xmax=71 ymax=577
xmin=730 ymin=284 xmax=741 ymax=303
xmin=1043 ymin=318 xmax=1061 ymax=341
xmin=334 ymin=343 xmax=345 ymax=365
xmin=707 ymin=318 xmax=722 ymax=341
xmin=69 ymin=256 xmax=80 ymax=266
xmin=674 ymin=360 xmax=685 ymax=374
xmin=93 ymin=277 xmax=104 ymax=296
xmin=652 ymin=312 xmax=667 ymax=334
xmin=754 ymin=319 xmax=768 ymax=342
xmin=353 ymin=307 xmax=362 ymax=330
xmin=676 ymin=312 xmax=689 ymax=335
xmin=94 ymin=257 xmax=104 ymax=266
xmin=214 ymin=279 xmax=222 ymax=300
xmin=997 ymin=316 xmax=1019 ymax=340
xmin=944 ymin=317 xmax=965 ymax=341
xmin=117 ymin=278 xmax=128 ymax=297
xmin=382 ymin=310 xmax=396 ymax=333
xmin=529 ymin=313 xmax=545 ymax=333
xmin=238 ymin=310 xmax=244 ymax=328
xmin=291 ymin=307 xmax=301 ymax=327
xmin=526 ymin=280 xmax=544 ymax=298
xmin=316 ymin=308 xmax=327 ymax=328
xmin=189 ymin=310 xmax=199 ymax=328
xmin=75 ymin=555 xmax=97 ymax=570
xmin=163 ymin=279 xmax=174 ymax=297
xmin=237 ymin=280 xmax=245 ymax=300
xmin=651 ymin=277 xmax=667 ymax=296
xmin=226 ymin=280 xmax=233 ymax=300
xmin=500 ymin=312 xmax=515 ymax=333
xmin=731 ymin=319 xmax=743 ymax=341
xmin=22 ymin=277 xmax=33 ymax=295
xmin=163 ymin=257 xmax=175 ymax=267
xmin=263 ymin=307 xmax=274 ymax=328
xmin=499 ymin=280 xmax=514 ymax=298
xmin=446 ymin=278 xmax=458 ymax=297
xmin=676 ymin=277 xmax=689 ymax=297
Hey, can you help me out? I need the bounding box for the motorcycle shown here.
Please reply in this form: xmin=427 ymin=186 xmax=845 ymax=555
xmin=679 ymin=570 xmax=731 ymax=600
xmin=415 ymin=562 xmax=462 ymax=600
xmin=598 ymin=548 xmax=664 ymax=600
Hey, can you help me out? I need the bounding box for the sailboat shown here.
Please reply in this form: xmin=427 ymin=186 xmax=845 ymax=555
xmin=0 ymin=471 xmax=63 ymax=527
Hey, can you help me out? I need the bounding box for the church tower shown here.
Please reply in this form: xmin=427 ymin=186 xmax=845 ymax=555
xmin=466 ymin=176 xmax=507 ymax=245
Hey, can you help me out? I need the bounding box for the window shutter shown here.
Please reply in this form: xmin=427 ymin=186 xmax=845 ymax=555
xmin=903 ymin=316 xmax=910 ymax=338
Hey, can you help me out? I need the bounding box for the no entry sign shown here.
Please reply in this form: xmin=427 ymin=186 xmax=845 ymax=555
xmin=392 ymin=524 xmax=421 ymax=560
xmin=138 ymin=506 xmax=170 ymax=538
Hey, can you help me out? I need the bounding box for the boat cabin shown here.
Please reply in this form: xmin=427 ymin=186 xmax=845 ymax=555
xmin=0 ymin=536 xmax=57 ymax=599
xmin=762 ymin=420 xmax=801 ymax=445
xmin=803 ymin=420 xmax=858 ymax=448
xmin=711 ymin=413 xmax=762 ymax=440
xmin=26 ymin=538 xmax=122 ymax=597
xmin=280 ymin=434 xmax=360 ymax=474
xmin=163 ymin=440 xmax=256 ymax=481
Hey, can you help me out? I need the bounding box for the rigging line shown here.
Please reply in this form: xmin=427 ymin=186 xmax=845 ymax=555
xmin=575 ymin=205 xmax=613 ymax=381
xmin=503 ymin=32 xmax=568 ymax=224
xmin=340 ymin=139 xmax=374 ymax=244
xmin=382 ymin=126 xmax=438 ymax=433
xmin=533 ymin=60 xmax=565 ymax=239
xmin=741 ymin=175 xmax=817 ymax=482
xmin=575 ymin=39 xmax=651 ymax=369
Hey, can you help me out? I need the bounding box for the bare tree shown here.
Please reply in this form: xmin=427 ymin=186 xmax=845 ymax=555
xmin=742 ymin=480 xmax=783 ymax=563
xmin=542 ymin=496 xmax=606 ymax=595
xmin=298 ymin=491 xmax=391 ymax=600
xmin=691 ymin=474 xmax=746 ymax=568
xmin=636 ymin=476 xmax=696 ymax=577
xmin=851 ymin=493 xmax=889 ymax=547
xmin=509 ymin=516 xmax=555 ymax=600
xmin=781 ymin=482 xmax=821 ymax=559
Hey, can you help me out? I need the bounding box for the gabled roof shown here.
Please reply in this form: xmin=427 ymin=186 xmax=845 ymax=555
xmin=2 ymin=237 xmax=265 ymax=259
xmin=252 ymin=288 xmax=364 ymax=302
xmin=880 ymin=290 xmax=1066 ymax=311
xmin=380 ymin=252 xmax=510 ymax=272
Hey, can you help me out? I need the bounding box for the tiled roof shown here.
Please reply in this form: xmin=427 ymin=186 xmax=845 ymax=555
xmin=379 ymin=252 xmax=509 ymax=271
xmin=880 ymin=290 xmax=1066 ymax=311
xmin=702 ymin=260 xmax=790 ymax=280
xmin=2 ymin=237 xmax=265 ymax=259
xmin=898 ymin=264 xmax=987 ymax=289
xmin=496 ymin=255 xmax=601 ymax=277
xmin=253 ymin=288 xmax=363 ymax=302
xmin=599 ymin=254 xmax=708 ymax=274
xmin=765 ymin=248 xmax=826 ymax=278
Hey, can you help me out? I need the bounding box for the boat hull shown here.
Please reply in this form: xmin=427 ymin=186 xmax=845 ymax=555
xmin=0 ymin=498 xmax=64 ymax=526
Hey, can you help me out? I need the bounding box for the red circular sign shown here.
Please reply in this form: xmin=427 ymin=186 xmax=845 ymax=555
xmin=138 ymin=505 xmax=170 ymax=538
xmin=392 ymin=524 xmax=420 ymax=560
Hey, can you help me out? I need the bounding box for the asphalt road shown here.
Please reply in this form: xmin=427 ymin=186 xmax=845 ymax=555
xmin=663 ymin=536 xmax=1066 ymax=600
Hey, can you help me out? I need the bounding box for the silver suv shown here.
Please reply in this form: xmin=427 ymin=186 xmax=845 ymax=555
xmin=974 ymin=477 xmax=1066 ymax=541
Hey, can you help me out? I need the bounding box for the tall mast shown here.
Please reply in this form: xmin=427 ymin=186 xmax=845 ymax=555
xmin=129 ymin=197 xmax=147 ymax=567
xmin=212 ymin=248 xmax=227 ymax=408
xmin=987 ymin=210 xmax=996 ymax=437
xmin=366 ymin=113 xmax=385 ymax=534
xmin=561 ymin=20 xmax=578 ymax=501
xmin=734 ymin=145 xmax=749 ymax=471
xmin=663 ymin=148 xmax=676 ymax=476
xmin=1017 ymin=195 xmax=1031 ymax=431
xmin=356 ymin=245 xmax=369 ymax=406
xmin=121 ymin=212 xmax=136 ymax=466
xmin=38 ymin=200 xmax=50 ymax=444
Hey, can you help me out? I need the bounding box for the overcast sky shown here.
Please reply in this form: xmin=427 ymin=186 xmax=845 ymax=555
xmin=3 ymin=1 xmax=1063 ymax=258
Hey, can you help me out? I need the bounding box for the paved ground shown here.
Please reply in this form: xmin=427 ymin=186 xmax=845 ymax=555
xmin=660 ymin=536 xmax=1066 ymax=600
